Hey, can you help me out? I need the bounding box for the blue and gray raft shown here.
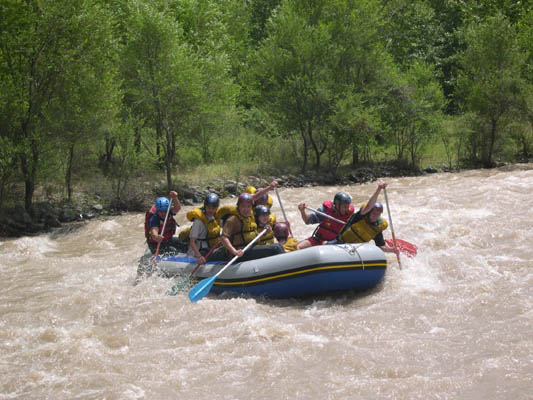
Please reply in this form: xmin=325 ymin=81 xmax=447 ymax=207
xmin=155 ymin=243 xmax=387 ymax=299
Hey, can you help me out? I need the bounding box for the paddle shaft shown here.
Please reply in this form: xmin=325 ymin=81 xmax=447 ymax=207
xmin=167 ymin=240 xmax=222 ymax=296
xmin=305 ymin=206 xmax=345 ymax=225
xmin=383 ymin=188 xmax=402 ymax=269
xmin=188 ymin=229 xmax=268 ymax=302
xmin=211 ymin=229 xmax=267 ymax=281
xmin=152 ymin=198 xmax=173 ymax=264
xmin=274 ymin=188 xmax=293 ymax=237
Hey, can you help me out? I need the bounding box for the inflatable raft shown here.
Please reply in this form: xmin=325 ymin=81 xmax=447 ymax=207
xmin=155 ymin=243 xmax=387 ymax=298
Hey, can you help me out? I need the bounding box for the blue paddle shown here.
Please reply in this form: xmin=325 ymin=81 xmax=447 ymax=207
xmin=188 ymin=229 xmax=267 ymax=303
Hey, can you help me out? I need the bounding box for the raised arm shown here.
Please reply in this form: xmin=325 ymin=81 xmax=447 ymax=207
xmin=361 ymin=182 xmax=388 ymax=215
xmin=298 ymin=203 xmax=310 ymax=224
xmin=169 ymin=191 xmax=181 ymax=214
xmin=252 ymin=180 xmax=278 ymax=202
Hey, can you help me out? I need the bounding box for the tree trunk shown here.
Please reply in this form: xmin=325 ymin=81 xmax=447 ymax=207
xmin=307 ymin=122 xmax=323 ymax=170
xmin=351 ymin=134 xmax=359 ymax=166
xmin=134 ymin=126 xmax=141 ymax=154
xmin=165 ymin=129 xmax=173 ymax=191
xmin=20 ymin=139 xmax=39 ymax=210
xmin=299 ymin=121 xmax=308 ymax=173
xmin=66 ymin=143 xmax=75 ymax=201
xmin=485 ymin=117 xmax=498 ymax=167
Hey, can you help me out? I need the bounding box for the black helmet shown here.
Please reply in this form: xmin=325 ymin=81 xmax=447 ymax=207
xmin=273 ymin=222 xmax=289 ymax=239
xmin=254 ymin=205 xmax=270 ymax=219
xmin=204 ymin=192 xmax=219 ymax=208
xmin=334 ymin=192 xmax=351 ymax=205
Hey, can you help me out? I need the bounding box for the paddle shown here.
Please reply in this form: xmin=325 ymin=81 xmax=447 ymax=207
xmin=383 ymin=188 xmax=402 ymax=269
xmin=274 ymin=188 xmax=293 ymax=237
xmin=151 ymin=198 xmax=173 ymax=265
xmin=167 ymin=241 xmax=223 ymax=296
xmin=384 ymin=238 xmax=418 ymax=257
xmin=305 ymin=206 xmax=345 ymax=225
xmin=188 ymin=229 xmax=268 ymax=303
xmin=306 ymin=205 xmax=416 ymax=257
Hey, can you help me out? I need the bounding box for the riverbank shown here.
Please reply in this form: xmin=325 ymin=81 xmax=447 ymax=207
xmin=0 ymin=162 xmax=453 ymax=238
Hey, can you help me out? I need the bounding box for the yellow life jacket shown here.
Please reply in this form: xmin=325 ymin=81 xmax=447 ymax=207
xmin=217 ymin=204 xmax=257 ymax=247
xmin=215 ymin=204 xmax=237 ymax=222
xmin=177 ymin=226 xmax=191 ymax=242
xmin=261 ymin=195 xmax=274 ymax=209
xmin=182 ymin=208 xmax=221 ymax=248
xmin=281 ymin=237 xmax=298 ymax=252
xmin=339 ymin=213 xmax=388 ymax=244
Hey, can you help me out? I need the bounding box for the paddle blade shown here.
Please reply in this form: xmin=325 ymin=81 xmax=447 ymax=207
xmin=189 ymin=275 xmax=216 ymax=303
xmin=385 ymin=239 xmax=418 ymax=257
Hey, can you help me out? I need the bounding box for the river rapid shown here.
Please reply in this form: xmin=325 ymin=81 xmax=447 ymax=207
xmin=1 ymin=165 xmax=532 ymax=399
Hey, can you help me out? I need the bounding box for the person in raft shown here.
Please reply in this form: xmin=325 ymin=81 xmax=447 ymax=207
xmin=253 ymin=205 xmax=276 ymax=245
xmin=273 ymin=222 xmax=298 ymax=252
xmin=211 ymin=189 xmax=284 ymax=262
xmin=245 ymin=185 xmax=274 ymax=209
xmin=332 ymin=182 xmax=399 ymax=255
xmin=296 ymin=191 xmax=354 ymax=249
xmin=145 ymin=191 xmax=186 ymax=254
xmin=184 ymin=192 xmax=221 ymax=264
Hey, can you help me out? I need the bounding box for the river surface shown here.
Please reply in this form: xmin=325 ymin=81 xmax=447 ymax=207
xmin=1 ymin=165 xmax=532 ymax=399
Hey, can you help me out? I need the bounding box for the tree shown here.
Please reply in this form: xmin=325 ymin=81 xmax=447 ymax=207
xmin=250 ymin=0 xmax=390 ymax=171
xmin=122 ymin=1 xmax=202 ymax=189
xmin=381 ymin=0 xmax=444 ymax=68
xmin=380 ymin=62 xmax=446 ymax=167
xmin=168 ymin=0 xmax=242 ymax=164
xmin=0 ymin=0 xmax=118 ymax=209
xmin=456 ymin=13 xmax=529 ymax=167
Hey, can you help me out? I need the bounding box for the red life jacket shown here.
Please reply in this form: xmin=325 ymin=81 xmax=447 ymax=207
xmin=144 ymin=205 xmax=177 ymax=243
xmin=312 ymin=200 xmax=354 ymax=242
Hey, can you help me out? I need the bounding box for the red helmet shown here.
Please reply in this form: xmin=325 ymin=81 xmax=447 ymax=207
xmin=237 ymin=192 xmax=253 ymax=205
xmin=273 ymin=222 xmax=290 ymax=239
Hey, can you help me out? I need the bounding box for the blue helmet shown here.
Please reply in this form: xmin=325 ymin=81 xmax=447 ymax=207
xmin=334 ymin=192 xmax=351 ymax=205
xmin=156 ymin=197 xmax=170 ymax=212
xmin=254 ymin=205 xmax=270 ymax=219
xmin=204 ymin=193 xmax=219 ymax=208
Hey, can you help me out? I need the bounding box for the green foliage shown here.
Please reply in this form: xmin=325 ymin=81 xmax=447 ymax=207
xmin=517 ymin=9 xmax=533 ymax=83
xmin=104 ymin=113 xmax=146 ymax=204
xmin=380 ymin=62 xmax=446 ymax=168
xmin=456 ymin=13 xmax=530 ymax=167
xmin=249 ymin=0 xmax=394 ymax=171
xmin=0 ymin=0 xmax=121 ymax=208
xmin=382 ymin=0 xmax=444 ymax=67
xmin=2 ymin=0 xmax=532 ymax=211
